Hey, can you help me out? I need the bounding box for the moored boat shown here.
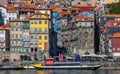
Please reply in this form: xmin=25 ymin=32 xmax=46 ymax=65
xmin=17 ymin=58 xmax=101 ymax=70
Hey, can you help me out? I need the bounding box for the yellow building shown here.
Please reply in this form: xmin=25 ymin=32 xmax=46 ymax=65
xmin=106 ymin=0 xmax=119 ymax=4
xmin=30 ymin=10 xmax=50 ymax=59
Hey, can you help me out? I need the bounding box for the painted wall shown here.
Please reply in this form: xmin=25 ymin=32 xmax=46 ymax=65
xmin=0 ymin=7 xmax=17 ymax=24
xmin=0 ymin=30 xmax=5 ymax=52
xmin=30 ymin=14 xmax=49 ymax=51
xmin=112 ymin=38 xmax=120 ymax=53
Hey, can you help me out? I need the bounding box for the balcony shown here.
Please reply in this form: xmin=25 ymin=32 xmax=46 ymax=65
xmin=0 ymin=40 xmax=5 ymax=43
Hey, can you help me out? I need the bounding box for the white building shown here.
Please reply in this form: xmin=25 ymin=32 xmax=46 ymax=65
xmin=0 ymin=5 xmax=17 ymax=24
xmin=0 ymin=23 xmax=10 ymax=52
xmin=0 ymin=27 xmax=6 ymax=52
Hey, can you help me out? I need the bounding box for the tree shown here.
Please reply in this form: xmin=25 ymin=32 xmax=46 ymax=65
xmin=105 ymin=1 xmax=120 ymax=14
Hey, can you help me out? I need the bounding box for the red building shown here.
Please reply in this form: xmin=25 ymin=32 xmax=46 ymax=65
xmin=111 ymin=33 xmax=120 ymax=57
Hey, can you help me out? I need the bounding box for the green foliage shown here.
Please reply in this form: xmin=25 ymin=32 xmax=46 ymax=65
xmin=106 ymin=1 xmax=120 ymax=14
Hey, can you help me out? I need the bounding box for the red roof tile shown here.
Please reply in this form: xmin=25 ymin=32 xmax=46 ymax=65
xmin=103 ymin=14 xmax=120 ymax=17
xmin=0 ymin=26 xmax=4 ymax=30
xmin=75 ymin=16 xmax=94 ymax=22
xmin=3 ymin=23 xmax=10 ymax=28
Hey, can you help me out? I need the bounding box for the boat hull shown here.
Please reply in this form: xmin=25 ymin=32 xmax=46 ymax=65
xmin=36 ymin=65 xmax=101 ymax=70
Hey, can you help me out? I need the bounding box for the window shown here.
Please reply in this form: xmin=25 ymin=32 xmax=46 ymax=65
xmin=30 ymin=21 xmax=33 ymax=24
xmin=9 ymin=17 xmax=11 ymax=21
xmin=11 ymin=41 xmax=14 ymax=46
xmin=34 ymin=21 xmax=37 ymax=24
xmin=104 ymin=17 xmax=106 ymax=20
xmin=36 ymin=15 xmax=39 ymax=18
xmin=31 ymin=48 xmax=33 ymax=52
xmin=31 ymin=35 xmax=33 ymax=39
xmin=16 ymin=28 xmax=18 ymax=31
xmin=118 ymin=48 xmax=120 ymax=51
xmin=39 ymin=28 xmax=42 ymax=33
xmin=39 ymin=36 xmax=41 ymax=39
xmin=35 ymin=48 xmax=37 ymax=52
xmin=16 ymin=41 xmax=18 ymax=44
xmin=30 ymin=28 xmax=34 ymax=33
xmin=113 ymin=48 xmax=115 ymax=51
xmin=44 ymin=20 xmax=48 ymax=24
xmin=20 ymin=28 xmax=22 ymax=31
xmin=20 ymin=41 xmax=22 ymax=46
xmin=12 ymin=17 xmax=14 ymax=20
xmin=40 ymin=15 xmax=42 ymax=18
xmin=39 ymin=20 xmax=42 ymax=24
xmin=16 ymin=34 xmax=18 ymax=38
xmin=44 ymin=36 xmax=48 ymax=40
xmin=11 ymin=34 xmax=14 ymax=38
xmin=20 ymin=34 xmax=22 ymax=38
xmin=44 ymin=43 xmax=48 ymax=49
xmin=45 ymin=11 xmax=48 ymax=14
xmin=44 ymin=28 xmax=48 ymax=33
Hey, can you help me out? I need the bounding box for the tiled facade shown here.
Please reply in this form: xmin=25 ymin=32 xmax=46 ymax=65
xmin=10 ymin=20 xmax=23 ymax=53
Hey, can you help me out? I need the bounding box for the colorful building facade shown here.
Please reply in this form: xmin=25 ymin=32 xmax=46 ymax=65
xmin=30 ymin=11 xmax=50 ymax=59
xmin=10 ymin=19 xmax=25 ymax=53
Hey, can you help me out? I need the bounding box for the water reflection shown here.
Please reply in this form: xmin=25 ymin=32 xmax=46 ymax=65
xmin=0 ymin=70 xmax=119 ymax=74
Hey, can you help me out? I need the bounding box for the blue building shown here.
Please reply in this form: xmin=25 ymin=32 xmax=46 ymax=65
xmin=0 ymin=11 xmax=4 ymax=26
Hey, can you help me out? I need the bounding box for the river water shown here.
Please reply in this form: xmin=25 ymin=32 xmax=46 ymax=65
xmin=0 ymin=70 xmax=120 ymax=74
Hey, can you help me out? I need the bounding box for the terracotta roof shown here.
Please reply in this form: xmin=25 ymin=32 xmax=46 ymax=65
xmin=6 ymin=4 xmax=14 ymax=10
xmin=0 ymin=26 xmax=4 ymax=30
xmin=3 ymin=23 xmax=10 ymax=28
xmin=16 ymin=8 xmax=35 ymax=12
xmin=14 ymin=0 xmax=31 ymax=3
xmin=30 ymin=18 xmax=50 ymax=20
xmin=36 ymin=0 xmax=46 ymax=4
xmin=112 ymin=33 xmax=120 ymax=38
xmin=103 ymin=14 xmax=120 ymax=17
xmin=7 ymin=10 xmax=16 ymax=13
xmin=4 ymin=4 xmax=17 ymax=13
xmin=34 ymin=12 xmax=49 ymax=18
xmin=24 ymin=14 xmax=34 ymax=21
xmin=25 ymin=3 xmax=39 ymax=9
xmin=50 ymin=6 xmax=58 ymax=9
xmin=35 ymin=8 xmax=52 ymax=10
xmin=59 ymin=12 xmax=71 ymax=16
xmin=95 ymin=9 xmax=103 ymax=12
xmin=53 ymin=8 xmax=62 ymax=12
xmin=75 ymin=5 xmax=95 ymax=11
xmin=11 ymin=18 xmax=28 ymax=22
xmin=75 ymin=16 xmax=94 ymax=22
xmin=10 ymin=18 xmax=22 ymax=22
xmin=68 ymin=8 xmax=80 ymax=10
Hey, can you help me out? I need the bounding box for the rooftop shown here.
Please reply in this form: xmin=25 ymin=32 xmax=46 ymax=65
xmin=112 ymin=32 xmax=120 ymax=38
xmin=0 ymin=26 xmax=4 ymax=30
xmin=102 ymin=14 xmax=120 ymax=17
xmin=75 ymin=16 xmax=94 ymax=22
